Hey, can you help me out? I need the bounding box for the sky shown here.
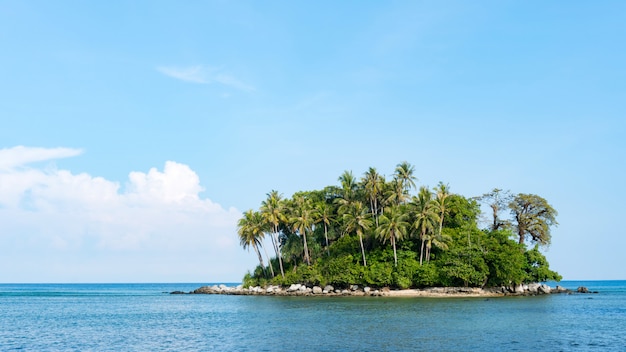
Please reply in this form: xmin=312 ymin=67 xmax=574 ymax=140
xmin=1 ymin=1 xmax=624 ymax=283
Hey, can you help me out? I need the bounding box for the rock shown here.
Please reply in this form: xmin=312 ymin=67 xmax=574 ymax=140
xmin=527 ymin=283 xmax=540 ymax=293
xmin=323 ymin=285 xmax=334 ymax=293
xmin=341 ymin=289 xmax=350 ymax=295
xmin=287 ymin=284 xmax=302 ymax=292
xmin=170 ymin=291 xmax=186 ymax=294
xmin=312 ymin=286 xmax=322 ymax=294
xmin=514 ymin=284 xmax=525 ymax=294
xmin=350 ymin=285 xmax=359 ymax=291
xmin=334 ymin=289 xmax=341 ymax=294
xmin=298 ymin=285 xmax=307 ymax=292
xmin=364 ymin=287 xmax=371 ymax=294
xmin=538 ymin=284 xmax=551 ymax=294
xmin=577 ymin=286 xmax=589 ymax=293
xmin=266 ymin=287 xmax=274 ymax=293
xmin=372 ymin=290 xmax=380 ymax=296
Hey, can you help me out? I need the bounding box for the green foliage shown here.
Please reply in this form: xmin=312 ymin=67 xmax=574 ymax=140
xmin=413 ymin=263 xmax=440 ymax=287
xmin=318 ymin=254 xmax=362 ymax=288
xmin=364 ymin=261 xmax=393 ymax=287
xmin=524 ymin=245 xmax=562 ymax=282
xmin=482 ymin=230 xmax=527 ymax=286
xmin=238 ymin=165 xmax=561 ymax=289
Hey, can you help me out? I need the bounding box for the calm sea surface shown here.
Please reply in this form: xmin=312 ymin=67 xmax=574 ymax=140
xmin=1 ymin=281 xmax=624 ymax=351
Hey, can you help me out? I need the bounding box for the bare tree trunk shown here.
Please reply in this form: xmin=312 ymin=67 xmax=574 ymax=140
xmin=358 ymin=232 xmax=367 ymax=267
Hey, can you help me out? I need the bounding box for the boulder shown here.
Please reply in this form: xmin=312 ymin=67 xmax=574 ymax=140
xmin=514 ymin=284 xmax=525 ymax=294
xmin=363 ymin=287 xmax=371 ymax=294
xmin=350 ymin=285 xmax=359 ymax=291
xmin=323 ymin=285 xmax=334 ymax=293
xmin=312 ymin=286 xmax=323 ymax=294
xmin=287 ymin=284 xmax=302 ymax=292
xmin=577 ymin=286 xmax=589 ymax=293
xmin=527 ymin=283 xmax=540 ymax=293
xmin=538 ymin=284 xmax=551 ymax=294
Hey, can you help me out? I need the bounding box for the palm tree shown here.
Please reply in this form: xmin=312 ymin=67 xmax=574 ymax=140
xmin=237 ymin=210 xmax=270 ymax=276
xmin=394 ymin=161 xmax=417 ymax=197
xmin=260 ymin=190 xmax=286 ymax=278
xmin=313 ymin=201 xmax=333 ymax=256
xmin=362 ymin=167 xmax=384 ymax=226
xmin=430 ymin=182 xmax=451 ymax=262
xmin=342 ymin=201 xmax=373 ymax=267
xmin=289 ymin=196 xmax=314 ymax=265
xmin=411 ymin=186 xmax=439 ymax=265
xmin=338 ymin=170 xmax=358 ymax=203
xmin=384 ymin=177 xmax=406 ymax=206
xmin=376 ymin=205 xmax=410 ymax=266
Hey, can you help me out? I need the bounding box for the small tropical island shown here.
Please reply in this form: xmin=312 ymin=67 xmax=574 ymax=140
xmin=195 ymin=162 xmax=573 ymax=297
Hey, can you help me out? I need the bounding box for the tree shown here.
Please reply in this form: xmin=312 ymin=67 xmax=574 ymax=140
xmin=478 ymin=188 xmax=512 ymax=231
xmin=411 ymin=186 xmax=440 ymax=265
xmin=342 ymin=201 xmax=373 ymax=267
xmin=430 ymin=182 xmax=451 ymax=261
xmin=289 ymin=196 xmax=314 ymax=265
xmin=509 ymin=193 xmax=558 ymax=246
xmin=376 ymin=205 xmax=410 ymax=266
xmin=237 ymin=210 xmax=270 ymax=277
xmin=394 ymin=161 xmax=417 ymax=196
xmin=260 ymin=190 xmax=287 ymax=277
xmin=313 ymin=201 xmax=333 ymax=256
xmin=362 ymin=167 xmax=384 ymax=226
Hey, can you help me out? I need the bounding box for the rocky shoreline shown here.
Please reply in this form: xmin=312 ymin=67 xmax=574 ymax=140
xmin=172 ymin=283 xmax=596 ymax=297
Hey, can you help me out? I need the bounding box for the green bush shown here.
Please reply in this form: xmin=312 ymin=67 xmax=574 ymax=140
xmin=413 ymin=263 xmax=440 ymax=287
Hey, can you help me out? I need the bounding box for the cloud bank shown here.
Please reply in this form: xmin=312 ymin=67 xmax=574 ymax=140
xmin=0 ymin=146 xmax=249 ymax=282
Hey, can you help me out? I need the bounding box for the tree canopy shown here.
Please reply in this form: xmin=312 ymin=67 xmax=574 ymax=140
xmin=238 ymin=162 xmax=561 ymax=289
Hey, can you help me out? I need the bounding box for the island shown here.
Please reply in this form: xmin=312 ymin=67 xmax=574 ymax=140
xmin=226 ymin=162 xmax=565 ymax=295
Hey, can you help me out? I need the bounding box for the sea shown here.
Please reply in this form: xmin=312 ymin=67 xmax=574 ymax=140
xmin=0 ymin=280 xmax=624 ymax=351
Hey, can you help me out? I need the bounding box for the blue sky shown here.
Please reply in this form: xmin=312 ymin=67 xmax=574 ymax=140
xmin=1 ymin=1 xmax=624 ymax=282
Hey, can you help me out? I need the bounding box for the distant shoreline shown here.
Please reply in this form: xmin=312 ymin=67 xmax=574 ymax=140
xmin=172 ymin=283 xmax=592 ymax=297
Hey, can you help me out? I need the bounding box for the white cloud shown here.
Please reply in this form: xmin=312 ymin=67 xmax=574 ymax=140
xmin=0 ymin=145 xmax=83 ymax=170
xmin=215 ymin=73 xmax=256 ymax=92
xmin=157 ymin=65 xmax=255 ymax=92
xmin=156 ymin=65 xmax=209 ymax=84
xmin=0 ymin=147 xmax=251 ymax=282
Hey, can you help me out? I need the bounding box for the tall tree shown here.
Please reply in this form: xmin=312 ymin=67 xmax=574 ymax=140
xmin=376 ymin=205 xmax=410 ymax=266
xmin=430 ymin=182 xmax=451 ymax=262
xmin=289 ymin=196 xmax=314 ymax=265
xmin=362 ymin=167 xmax=384 ymax=226
xmin=478 ymin=188 xmax=512 ymax=231
xmin=237 ymin=210 xmax=270 ymax=276
xmin=394 ymin=161 xmax=417 ymax=197
xmin=342 ymin=201 xmax=373 ymax=267
xmin=313 ymin=201 xmax=333 ymax=256
xmin=260 ymin=190 xmax=286 ymax=277
xmin=411 ymin=186 xmax=440 ymax=265
xmin=509 ymin=193 xmax=558 ymax=246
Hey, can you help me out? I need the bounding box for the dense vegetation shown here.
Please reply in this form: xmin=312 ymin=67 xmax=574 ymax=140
xmin=238 ymin=162 xmax=561 ymax=289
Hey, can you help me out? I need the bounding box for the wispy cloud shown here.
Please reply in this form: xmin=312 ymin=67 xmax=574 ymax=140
xmin=0 ymin=146 xmax=83 ymax=170
xmin=156 ymin=65 xmax=210 ymax=84
xmin=215 ymin=73 xmax=256 ymax=92
xmin=157 ymin=65 xmax=256 ymax=92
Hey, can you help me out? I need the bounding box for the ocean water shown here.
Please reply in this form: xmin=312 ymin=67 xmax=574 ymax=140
xmin=1 ymin=281 xmax=624 ymax=351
